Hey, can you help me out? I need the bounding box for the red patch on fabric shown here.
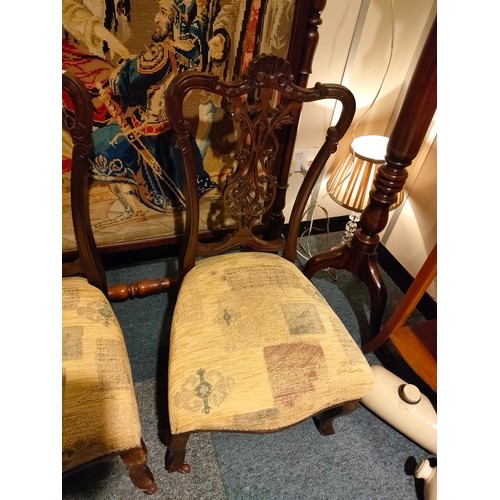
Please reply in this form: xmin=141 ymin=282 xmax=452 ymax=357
xmin=62 ymin=156 xmax=72 ymax=173
xmin=62 ymin=39 xmax=113 ymax=89
xmin=264 ymin=342 xmax=327 ymax=409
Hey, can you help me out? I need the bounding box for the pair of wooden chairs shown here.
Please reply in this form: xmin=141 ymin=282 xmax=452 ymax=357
xmin=62 ymin=52 xmax=376 ymax=489
xmin=62 ymin=15 xmax=436 ymax=485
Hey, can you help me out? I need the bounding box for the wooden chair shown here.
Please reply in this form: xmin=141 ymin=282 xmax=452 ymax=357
xmin=163 ymin=53 xmax=375 ymax=474
xmin=362 ymin=244 xmax=437 ymax=392
xmin=62 ymin=72 xmax=157 ymax=494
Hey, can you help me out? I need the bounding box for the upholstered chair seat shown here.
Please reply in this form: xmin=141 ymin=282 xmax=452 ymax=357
xmin=168 ymin=253 xmax=374 ymax=435
xmin=62 ymin=277 xmax=142 ymax=472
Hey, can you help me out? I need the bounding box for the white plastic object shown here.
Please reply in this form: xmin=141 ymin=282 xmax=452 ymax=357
xmin=300 ymin=154 xmax=315 ymax=173
xmin=360 ymin=365 xmax=437 ymax=454
xmin=414 ymin=459 xmax=437 ymax=500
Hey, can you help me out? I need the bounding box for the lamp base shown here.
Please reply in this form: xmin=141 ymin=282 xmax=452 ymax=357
xmin=342 ymin=212 xmax=360 ymax=243
xmin=322 ymin=212 xmax=361 ymax=281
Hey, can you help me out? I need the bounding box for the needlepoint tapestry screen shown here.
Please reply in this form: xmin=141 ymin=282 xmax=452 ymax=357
xmin=62 ymin=0 xmax=298 ymax=254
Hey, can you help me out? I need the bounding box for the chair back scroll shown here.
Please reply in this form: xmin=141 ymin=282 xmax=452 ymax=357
xmin=166 ymin=53 xmax=356 ymax=276
xmin=62 ymin=72 xmax=107 ymax=294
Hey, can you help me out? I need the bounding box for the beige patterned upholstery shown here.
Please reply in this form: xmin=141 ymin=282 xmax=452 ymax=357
xmin=168 ymin=252 xmax=374 ymax=435
xmin=62 ymin=276 xmax=142 ymax=472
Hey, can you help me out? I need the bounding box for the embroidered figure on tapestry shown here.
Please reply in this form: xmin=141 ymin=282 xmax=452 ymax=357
xmin=62 ymin=0 xmax=295 ymax=242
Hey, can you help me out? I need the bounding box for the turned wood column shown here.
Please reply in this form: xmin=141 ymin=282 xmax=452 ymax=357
xmin=304 ymin=18 xmax=437 ymax=339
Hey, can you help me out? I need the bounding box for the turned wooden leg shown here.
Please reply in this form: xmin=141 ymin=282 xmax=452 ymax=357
xmin=108 ymin=275 xmax=179 ymax=301
xmin=166 ymin=433 xmax=191 ymax=473
xmin=120 ymin=439 xmax=158 ymax=494
xmin=313 ymin=400 xmax=359 ymax=436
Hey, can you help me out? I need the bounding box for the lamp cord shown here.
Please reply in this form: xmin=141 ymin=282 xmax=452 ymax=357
xmin=297 ymin=0 xmax=396 ymax=272
xmin=351 ymin=0 xmax=395 ymax=143
xmin=329 ymin=0 xmax=396 ymax=195
xmin=297 ymin=192 xmax=339 ymax=281
xmin=323 ymin=0 xmax=396 ymax=199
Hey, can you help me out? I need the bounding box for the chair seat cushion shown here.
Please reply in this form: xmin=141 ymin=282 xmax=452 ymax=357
xmin=62 ymin=277 xmax=142 ymax=472
xmin=168 ymin=252 xmax=374 ymax=435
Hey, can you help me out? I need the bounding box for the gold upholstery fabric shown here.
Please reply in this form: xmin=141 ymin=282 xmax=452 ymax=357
xmin=168 ymin=253 xmax=374 ymax=435
xmin=62 ymin=277 xmax=142 ymax=472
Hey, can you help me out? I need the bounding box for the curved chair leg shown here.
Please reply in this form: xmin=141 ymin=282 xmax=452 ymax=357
xmin=313 ymin=400 xmax=359 ymax=436
xmin=166 ymin=433 xmax=191 ymax=473
xmin=120 ymin=439 xmax=158 ymax=494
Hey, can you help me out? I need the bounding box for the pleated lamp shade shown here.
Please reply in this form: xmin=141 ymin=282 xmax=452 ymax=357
xmin=327 ymin=135 xmax=404 ymax=212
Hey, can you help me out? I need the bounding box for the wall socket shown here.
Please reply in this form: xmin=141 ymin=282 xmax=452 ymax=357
xmin=292 ymin=148 xmax=319 ymax=173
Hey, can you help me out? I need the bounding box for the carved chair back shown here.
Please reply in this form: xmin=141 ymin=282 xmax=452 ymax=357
xmin=166 ymin=53 xmax=356 ymax=277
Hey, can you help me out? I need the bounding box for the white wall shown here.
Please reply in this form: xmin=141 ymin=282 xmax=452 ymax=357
xmin=289 ymin=0 xmax=437 ymax=300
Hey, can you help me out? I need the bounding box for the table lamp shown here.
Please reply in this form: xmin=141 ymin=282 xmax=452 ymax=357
xmin=327 ymin=134 xmax=403 ymax=243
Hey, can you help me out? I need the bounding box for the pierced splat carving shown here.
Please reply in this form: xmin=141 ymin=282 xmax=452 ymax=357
xmin=166 ymin=53 xmax=355 ymax=272
xmin=220 ymin=59 xmax=301 ymax=231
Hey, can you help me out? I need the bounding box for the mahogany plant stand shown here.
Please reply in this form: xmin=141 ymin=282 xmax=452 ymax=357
xmin=303 ymin=19 xmax=437 ymax=341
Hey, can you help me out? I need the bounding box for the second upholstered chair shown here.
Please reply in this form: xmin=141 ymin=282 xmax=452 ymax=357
xmin=164 ymin=54 xmax=374 ymax=473
xmin=62 ymin=72 xmax=157 ymax=494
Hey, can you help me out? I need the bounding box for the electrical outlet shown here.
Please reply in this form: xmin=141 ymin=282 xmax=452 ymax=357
xmin=292 ymin=148 xmax=318 ymax=173
xmin=292 ymin=150 xmax=305 ymax=172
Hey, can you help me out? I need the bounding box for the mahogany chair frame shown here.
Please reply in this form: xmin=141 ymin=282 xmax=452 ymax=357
xmin=163 ymin=52 xmax=358 ymax=473
xmin=166 ymin=53 xmax=356 ymax=276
